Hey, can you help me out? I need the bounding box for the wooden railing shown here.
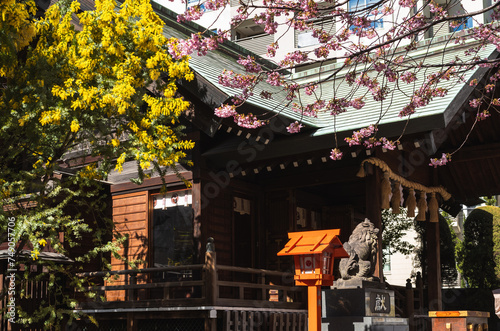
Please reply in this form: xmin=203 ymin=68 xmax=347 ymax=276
xmin=76 ymin=251 xmax=305 ymax=310
xmin=385 ymin=272 xmax=429 ymax=331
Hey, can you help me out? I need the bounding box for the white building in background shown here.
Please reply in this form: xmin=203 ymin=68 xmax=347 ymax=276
xmin=154 ymin=0 xmax=494 ymax=66
xmin=383 ymin=229 xmax=420 ymax=287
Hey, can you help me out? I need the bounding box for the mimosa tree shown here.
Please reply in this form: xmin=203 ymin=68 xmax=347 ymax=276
xmin=0 ymin=0 xmax=193 ymax=328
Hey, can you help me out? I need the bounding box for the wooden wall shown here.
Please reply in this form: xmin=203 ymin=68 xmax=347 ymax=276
xmin=201 ymin=187 xmax=233 ymax=266
xmin=107 ymin=191 xmax=149 ymax=301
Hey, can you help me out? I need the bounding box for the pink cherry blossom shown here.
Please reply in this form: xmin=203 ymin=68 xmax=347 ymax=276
xmin=429 ymin=153 xmax=450 ymax=168
xmin=237 ymin=56 xmax=262 ymax=73
xmin=304 ymin=84 xmax=317 ymax=96
xmin=477 ymin=110 xmax=491 ymax=120
xmin=215 ymin=104 xmax=237 ymax=118
xmin=330 ymin=148 xmax=343 ymax=160
xmin=286 ymin=121 xmax=304 ymax=133
xmin=469 ymin=98 xmax=482 ymax=108
xmin=233 ymin=113 xmax=267 ymax=129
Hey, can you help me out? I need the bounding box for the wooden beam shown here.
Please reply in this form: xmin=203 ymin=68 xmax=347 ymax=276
xmin=426 ymin=220 xmax=442 ymax=311
xmin=365 ymin=166 xmax=383 ymax=281
xmin=448 ymin=142 xmax=500 ymax=163
xmin=262 ymin=166 xmax=360 ymax=191
xmin=110 ymin=172 xmax=192 ymax=194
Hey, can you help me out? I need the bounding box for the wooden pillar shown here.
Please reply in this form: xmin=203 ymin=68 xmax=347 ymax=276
xmin=193 ymin=181 xmax=202 ymax=263
xmin=307 ymin=285 xmax=322 ymax=331
xmin=365 ymin=165 xmax=384 ymax=281
xmin=426 ymin=220 xmax=442 ymax=311
xmin=405 ymin=279 xmax=415 ymax=331
xmin=204 ymin=241 xmax=218 ymax=306
xmin=127 ymin=312 xmax=137 ymax=331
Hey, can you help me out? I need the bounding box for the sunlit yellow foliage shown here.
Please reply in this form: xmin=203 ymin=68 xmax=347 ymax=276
xmin=1 ymin=0 xmax=194 ymax=184
xmin=0 ymin=1 xmax=196 ymax=326
xmin=0 ymin=0 xmax=36 ymax=77
xmin=79 ymin=163 xmax=102 ymax=180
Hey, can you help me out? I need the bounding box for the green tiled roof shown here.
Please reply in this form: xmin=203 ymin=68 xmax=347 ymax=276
xmin=306 ymin=43 xmax=497 ymax=137
xmin=152 ymin=2 xmax=498 ymax=137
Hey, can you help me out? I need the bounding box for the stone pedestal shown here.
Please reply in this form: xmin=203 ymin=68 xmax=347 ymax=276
xmin=321 ymin=280 xmax=409 ymax=331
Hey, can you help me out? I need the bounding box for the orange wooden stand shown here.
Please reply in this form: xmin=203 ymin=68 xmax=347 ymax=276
xmin=277 ymin=229 xmax=348 ymax=331
xmin=429 ymin=311 xmax=489 ymax=331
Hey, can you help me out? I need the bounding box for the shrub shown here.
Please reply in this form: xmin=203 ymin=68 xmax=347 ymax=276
xmin=457 ymin=206 xmax=500 ymax=288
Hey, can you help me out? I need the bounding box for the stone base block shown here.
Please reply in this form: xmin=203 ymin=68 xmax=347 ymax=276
xmin=321 ymin=316 xmax=409 ymax=331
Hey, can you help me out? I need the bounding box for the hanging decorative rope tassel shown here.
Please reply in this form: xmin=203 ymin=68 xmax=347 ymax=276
xmin=428 ymin=192 xmax=439 ymax=222
xmin=405 ymin=188 xmax=417 ymax=217
xmin=391 ymin=182 xmax=401 ymax=214
xmin=416 ymin=191 xmax=427 ymax=221
xmin=356 ymin=162 xmax=366 ymax=178
xmin=381 ymin=172 xmax=392 ymax=210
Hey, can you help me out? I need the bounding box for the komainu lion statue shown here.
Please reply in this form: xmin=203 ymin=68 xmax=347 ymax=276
xmin=339 ymin=218 xmax=380 ymax=281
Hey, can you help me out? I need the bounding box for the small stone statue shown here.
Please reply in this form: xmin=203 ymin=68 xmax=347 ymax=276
xmin=339 ymin=218 xmax=380 ymax=281
xmin=206 ymin=237 xmax=215 ymax=253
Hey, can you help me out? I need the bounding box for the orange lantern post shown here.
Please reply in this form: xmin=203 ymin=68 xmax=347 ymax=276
xmin=277 ymin=229 xmax=348 ymax=331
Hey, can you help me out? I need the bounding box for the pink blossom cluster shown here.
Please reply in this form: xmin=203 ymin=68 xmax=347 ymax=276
xmin=429 ymin=153 xmax=450 ymax=168
xmin=399 ymin=0 xmax=416 ymax=8
xmin=260 ymin=91 xmax=273 ymax=99
xmin=351 ymin=17 xmax=371 ymax=29
xmin=363 ymin=138 xmax=381 ymax=149
xmin=477 ymin=110 xmax=491 ymax=121
xmin=218 ymin=69 xmax=257 ymax=89
xmin=399 ymin=85 xmax=448 ymax=117
xmin=286 ymin=121 xmax=304 ymax=133
xmin=177 ymin=5 xmax=203 ymax=22
xmin=237 ymin=56 xmax=262 ymax=73
xmin=312 ymin=28 xmax=333 ymax=44
xmin=428 ymin=3 xmax=447 ymax=19
xmin=401 ymin=72 xmax=417 ymax=84
xmin=345 ymin=125 xmax=378 ymax=146
xmin=326 ymin=98 xmax=349 ymax=115
xmin=233 ymin=113 xmax=268 ymax=129
xmin=285 ymin=83 xmax=299 ymax=101
xmin=214 ymin=105 xmax=267 ymax=129
xmin=356 ymin=73 xmax=379 ymax=90
xmin=399 ymin=14 xmax=426 ymax=34
xmin=330 ymin=148 xmax=343 ymax=161
xmin=381 ymin=137 xmax=396 ymax=150
xmin=293 ymin=19 xmax=310 ymax=32
xmin=469 ymin=98 xmax=482 ymax=108
xmin=384 ymin=68 xmax=397 ymax=82
xmin=203 ymin=0 xmax=228 ymax=11
xmin=372 ymin=85 xmax=389 ymax=101
xmin=485 ymin=84 xmax=495 ymax=93
xmin=266 ymin=72 xmax=283 ymax=86
xmin=168 ymin=33 xmax=221 ymax=59
xmin=292 ymin=100 xmax=325 ymax=117
xmin=304 ymin=84 xmax=317 ymax=96
xmin=355 ymin=73 xmax=389 ymax=101
xmin=254 ymin=12 xmax=278 ymax=34
xmin=349 ymin=97 xmax=365 ymax=110
xmin=279 ymin=51 xmax=309 ymax=67
xmin=315 ymin=46 xmax=330 ymax=59
xmin=267 ymin=43 xmax=278 ymax=57
xmin=374 ymin=62 xmax=387 ymax=72
xmin=488 ymin=71 xmax=500 ymax=82
xmin=215 ymin=104 xmax=237 ymax=118
xmin=231 ymin=12 xmax=250 ymax=26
